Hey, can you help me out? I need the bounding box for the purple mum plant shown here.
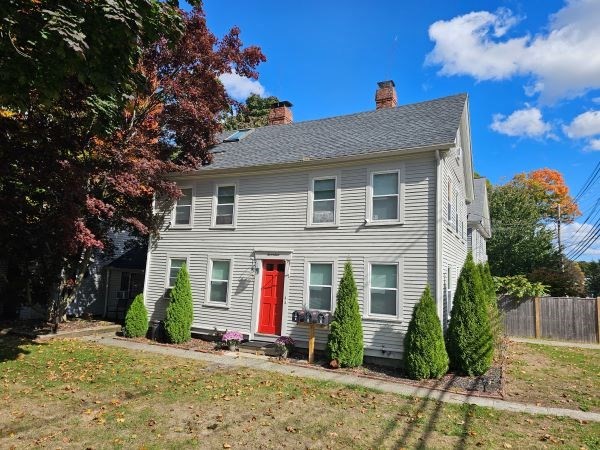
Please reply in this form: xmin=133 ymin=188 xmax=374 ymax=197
xmin=275 ymin=336 xmax=295 ymax=349
xmin=222 ymin=330 xmax=243 ymax=346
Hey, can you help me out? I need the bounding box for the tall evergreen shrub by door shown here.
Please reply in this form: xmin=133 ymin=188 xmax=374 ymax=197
xmin=123 ymin=294 xmax=148 ymax=338
xmin=327 ymin=261 xmax=363 ymax=367
xmin=164 ymin=264 xmax=193 ymax=344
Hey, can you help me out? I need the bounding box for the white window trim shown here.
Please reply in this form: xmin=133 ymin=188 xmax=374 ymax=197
xmin=170 ymin=184 xmax=195 ymax=229
xmin=306 ymin=174 xmax=341 ymax=228
xmin=364 ymin=257 xmax=403 ymax=321
xmin=205 ymin=256 xmax=233 ymax=308
xmin=303 ymin=259 xmax=338 ymax=312
xmin=211 ymin=181 xmax=239 ymax=229
xmin=165 ymin=254 xmax=190 ymax=289
xmin=365 ymin=165 xmax=405 ymax=226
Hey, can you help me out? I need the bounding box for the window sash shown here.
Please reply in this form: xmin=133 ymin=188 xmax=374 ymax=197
xmin=308 ymin=263 xmax=333 ymax=311
xmin=209 ymin=260 xmax=230 ymax=303
xmin=311 ymin=178 xmax=336 ymax=224
xmin=215 ymin=185 xmax=235 ymax=225
xmin=369 ymin=263 xmax=398 ymax=316
xmin=168 ymin=258 xmax=186 ymax=287
xmin=371 ymin=172 xmax=400 ymax=221
xmin=174 ymin=188 xmax=192 ymax=225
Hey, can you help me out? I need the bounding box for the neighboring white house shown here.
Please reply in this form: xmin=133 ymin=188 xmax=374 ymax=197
xmin=467 ymin=178 xmax=491 ymax=264
xmin=144 ymin=81 xmax=475 ymax=362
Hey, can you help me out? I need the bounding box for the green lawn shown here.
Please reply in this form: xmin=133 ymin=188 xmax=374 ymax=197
xmin=505 ymin=341 xmax=600 ymax=413
xmin=1 ymin=336 xmax=599 ymax=449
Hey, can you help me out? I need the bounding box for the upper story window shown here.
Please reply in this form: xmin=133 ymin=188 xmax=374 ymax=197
xmin=308 ymin=176 xmax=338 ymax=226
xmin=168 ymin=258 xmax=187 ymax=288
xmin=371 ymin=171 xmax=399 ymax=221
xmin=447 ymin=180 xmax=452 ymax=224
xmin=307 ymin=263 xmax=333 ymax=311
xmin=173 ymin=188 xmax=193 ymax=226
xmin=454 ymin=190 xmax=459 ymax=233
xmin=212 ymin=184 xmax=237 ymax=227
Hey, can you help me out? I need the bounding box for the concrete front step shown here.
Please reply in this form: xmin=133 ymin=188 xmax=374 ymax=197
xmin=238 ymin=340 xmax=280 ymax=356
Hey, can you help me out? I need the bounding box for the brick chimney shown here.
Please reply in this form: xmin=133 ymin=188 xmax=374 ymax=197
xmin=375 ymin=80 xmax=397 ymax=109
xmin=268 ymin=101 xmax=293 ymax=125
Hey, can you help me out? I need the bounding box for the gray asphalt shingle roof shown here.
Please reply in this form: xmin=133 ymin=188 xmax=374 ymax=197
xmin=205 ymin=93 xmax=467 ymax=171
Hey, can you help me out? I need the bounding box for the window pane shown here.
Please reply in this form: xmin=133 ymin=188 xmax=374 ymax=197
xmin=178 ymin=188 xmax=192 ymax=206
xmin=211 ymin=260 xmax=230 ymax=281
xmin=309 ymin=286 xmax=332 ymax=310
xmin=217 ymin=186 xmax=235 ymax=204
xmin=314 ymin=179 xmax=335 ymax=200
xmin=373 ymin=196 xmax=398 ymax=220
xmin=373 ymin=173 xmax=398 ymax=196
xmin=175 ymin=205 xmax=191 ymax=224
xmin=370 ymin=289 xmax=397 ymax=315
xmin=169 ymin=259 xmax=186 ymax=286
xmin=310 ymin=263 xmax=332 ymax=286
xmin=210 ymin=280 xmax=228 ymax=303
xmin=313 ymin=200 xmax=335 ymax=223
xmin=216 ymin=204 xmax=234 ymax=224
xmin=371 ymin=264 xmax=397 ymax=289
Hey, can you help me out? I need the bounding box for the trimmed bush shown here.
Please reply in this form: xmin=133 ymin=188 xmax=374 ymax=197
xmin=164 ymin=264 xmax=193 ymax=344
xmin=327 ymin=261 xmax=363 ymax=368
xmin=446 ymin=253 xmax=494 ymax=376
xmin=479 ymin=262 xmax=502 ymax=343
xmin=123 ymin=294 xmax=149 ymax=338
xmin=404 ymin=285 xmax=449 ymax=379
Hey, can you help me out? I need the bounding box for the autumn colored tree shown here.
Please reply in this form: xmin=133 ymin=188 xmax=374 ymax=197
xmin=523 ymin=168 xmax=580 ymax=223
xmin=0 ymin=4 xmax=265 ymax=323
xmin=223 ymin=93 xmax=280 ymax=130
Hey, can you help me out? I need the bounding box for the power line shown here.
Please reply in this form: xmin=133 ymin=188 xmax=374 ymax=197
xmin=574 ymin=160 xmax=600 ymax=203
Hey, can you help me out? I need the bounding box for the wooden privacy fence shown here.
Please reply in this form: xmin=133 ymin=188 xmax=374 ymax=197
xmin=498 ymin=296 xmax=600 ymax=343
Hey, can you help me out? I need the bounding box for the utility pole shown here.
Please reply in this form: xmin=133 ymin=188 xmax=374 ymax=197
xmin=557 ymin=203 xmax=564 ymax=272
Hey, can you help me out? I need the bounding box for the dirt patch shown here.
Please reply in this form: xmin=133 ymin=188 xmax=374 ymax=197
xmin=0 ymin=318 xmax=117 ymax=337
xmin=118 ymin=335 xmax=225 ymax=353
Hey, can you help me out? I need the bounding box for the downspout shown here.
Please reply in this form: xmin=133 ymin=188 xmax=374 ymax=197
xmin=435 ymin=150 xmax=444 ymax=323
xmin=142 ymin=194 xmax=156 ymax=318
xmin=103 ymin=268 xmax=111 ymax=318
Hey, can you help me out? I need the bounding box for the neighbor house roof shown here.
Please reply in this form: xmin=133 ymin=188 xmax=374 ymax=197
xmin=107 ymin=246 xmax=147 ymax=271
xmin=467 ymin=178 xmax=491 ymax=238
xmin=202 ymin=93 xmax=468 ymax=172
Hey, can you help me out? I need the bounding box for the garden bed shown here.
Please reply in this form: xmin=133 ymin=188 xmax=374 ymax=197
xmin=0 ymin=318 xmax=118 ymax=338
xmin=116 ymin=335 xmax=225 ymax=353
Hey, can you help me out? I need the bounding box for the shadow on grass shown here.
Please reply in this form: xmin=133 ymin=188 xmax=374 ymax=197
xmin=0 ymin=334 xmax=45 ymax=363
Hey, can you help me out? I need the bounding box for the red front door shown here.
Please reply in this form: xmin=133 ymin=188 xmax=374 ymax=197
xmin=258 ymin=260 xmax=285 ymax=335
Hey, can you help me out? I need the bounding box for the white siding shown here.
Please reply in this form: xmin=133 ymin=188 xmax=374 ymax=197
xmin=468 ymin=228 xmax=488 ymax=264
xmin=145 ymin=153 xmax=437 ymax=359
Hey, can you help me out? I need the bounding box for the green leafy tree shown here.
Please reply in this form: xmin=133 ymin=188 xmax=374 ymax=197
xmin=528 ymin=260 xmax=585 ymax=297
xmin=123 ymin=294 xmax=149 ymax=338
xmin=223 ymin=93 xmax=279 ymax=130
xmin=446 ymin=253 xmax=494 ymax=376
xmin=164 ymin=264 xmax=193 ymax=343
xmin=578 ymin=261 xmax=600 ymax=297
xmin=488 ymin=181 xmax=559 ymax=276
xmin=327 ymin=261 xmax=363 ymax=367
xmin=404 ymin=285 xmax=449 ymax=379
xmin=493 ymin=275 xmax=548 ymax=300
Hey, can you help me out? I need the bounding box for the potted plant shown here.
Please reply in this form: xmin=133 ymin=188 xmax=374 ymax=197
xmin=221 ymin=330 xmax=243 ymax=351
xmin=275 ymin=336 xmax=295 ymax=359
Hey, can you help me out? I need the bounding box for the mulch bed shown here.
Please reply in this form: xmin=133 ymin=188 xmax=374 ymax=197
xmin=0 ymin=318 xmax=118 ymax=337
xmin=117 ymin=335 xmax=226 ymax=354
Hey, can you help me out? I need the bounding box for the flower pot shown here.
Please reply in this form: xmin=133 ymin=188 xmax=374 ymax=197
xmin=280 ymin=348 xmax=289 ymax=359
xmin=228 ymin=343 xmax=238 ymax=351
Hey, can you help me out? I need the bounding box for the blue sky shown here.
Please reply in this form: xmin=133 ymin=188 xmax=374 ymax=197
xmin=200 ymin=0 xmax=600 ymax=259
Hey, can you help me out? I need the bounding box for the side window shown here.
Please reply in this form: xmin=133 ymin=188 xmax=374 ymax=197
xmin=214 ymin=185 xmax=236 ymax=226
xmin=174 ymin=188 xmax=193 ymax=226
xmin=208 ymin=259 xmax=231 ymax=304
xmin=447 ymin=180 xmax=452 ymax=223
xmin=308 ymin=263 xmax=333 ymax=310
xmin=372 ymin=172 xmax=399 ymax=221
xmin=454 ymin=190 xmax=459 ymax=232
xmin=311 ymin=178 xmax=336 ymax=225
xmin=168 ymin=258 xmax=187 ymax=288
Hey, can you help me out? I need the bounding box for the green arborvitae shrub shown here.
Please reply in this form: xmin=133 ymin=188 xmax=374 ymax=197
xmin=327 ymin=261 xmax=363 ymax=367
xmin=404 ymin=285 xmax=449 ymax=379
xmin=446 ymin=253 xmax=494 ymax=376
xmin=479 ymin=262 xmax=502 ymax=343
xmin=164 ymin=264 xmax=193 ymax=344
xmin=123 ymin=294 xmax=149 ymax=338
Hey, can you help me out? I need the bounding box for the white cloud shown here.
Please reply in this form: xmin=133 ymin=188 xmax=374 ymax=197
xmin=219 ymin=73 xmax=265 ymax=100
xmin=491 ymin=107 xmax=551 ymax=138
xmin=426 ymin=0 xmax=600 ymax=102
xmin=588 ymin=138 xmax=600 ymax=151
xmin=563 ymin=110 xmax=600 ymax=138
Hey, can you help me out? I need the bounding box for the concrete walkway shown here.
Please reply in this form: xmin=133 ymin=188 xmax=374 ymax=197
xmin=84 ymin=334 xmax=600 ymax=423
xmin=510 ymin=337 xmax=600 ymax=350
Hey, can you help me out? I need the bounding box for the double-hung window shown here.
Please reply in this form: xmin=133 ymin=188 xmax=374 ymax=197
xmin=447 ymin=181 xmax=452 ymax=224
xmin=369 ymin=263 xmax=399 ymax=317
xmin=214 ymin=184 xmax=236 ymax=226
xmin=454 ymin=190 xmax=459 ymax=233
xmin=168 ymin=258 xmax=187 ymax=288
xmin=307 ymin=263 xmax=333 ymax=310
xmin=208 ymin=260 xmax=231 ymax=304
xmin=310 ymin=177 xmax=337 ymax=225
xmin=174 ymin=188 xmax=193 ymax=226
xmin=371 ymin=171 xmax=400 ymax=221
